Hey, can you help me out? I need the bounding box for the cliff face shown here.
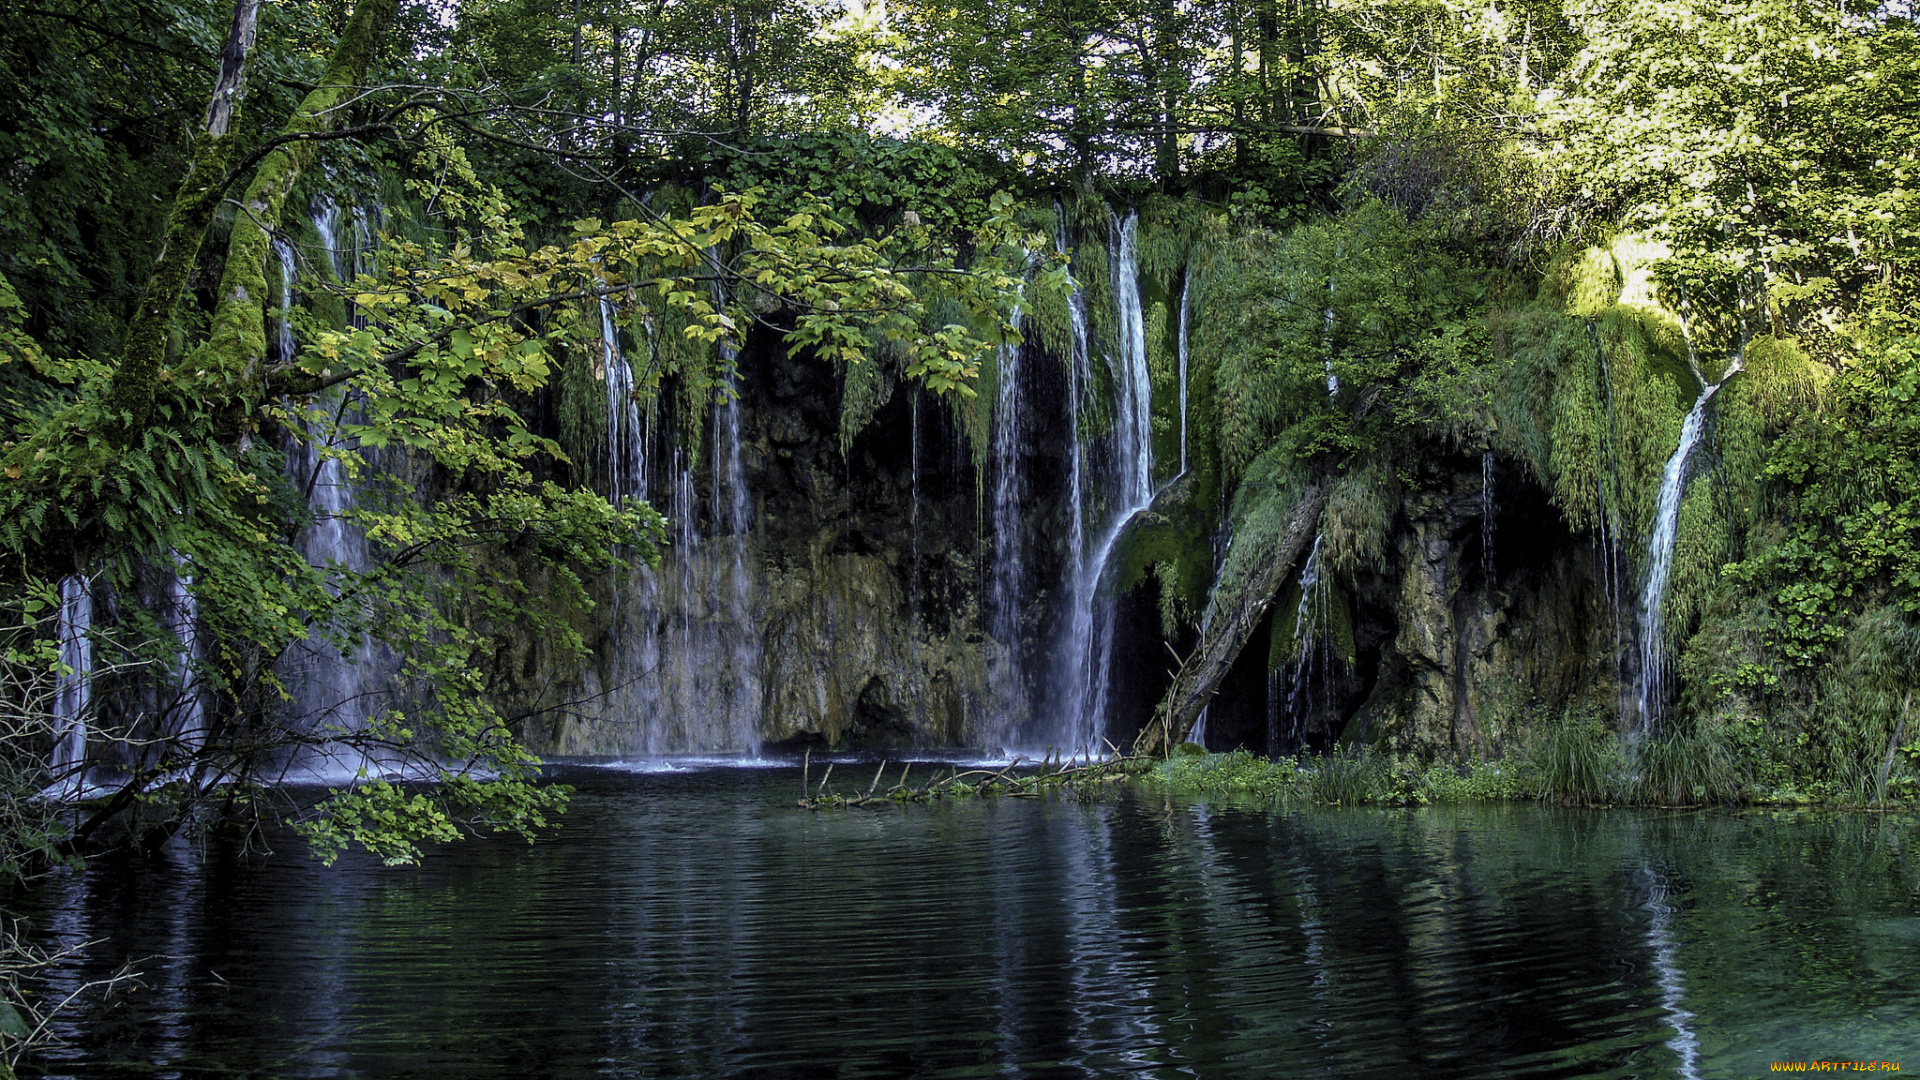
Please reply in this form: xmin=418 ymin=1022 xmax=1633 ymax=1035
xmin=485 ymin=217 xmax=1679 ymax=762
xmin=506 ymin=329 xmax=1011 ymax=756
xmin=1352 ymin=455 xmax=1622 ymax=759
xmin=1127 ymin=451 xmax=1624 ymax=762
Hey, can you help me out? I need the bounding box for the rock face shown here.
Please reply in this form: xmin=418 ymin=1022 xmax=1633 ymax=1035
xmin=1364 ymin=453 xmax=1622 ymax=758
xmin=513 ymin=329 xmax=1009 ymax=755
xmin=1169 ymin=452 xmax=1625 ymax=761
xmin=498 ymin=328 xmax=1626 ymax=761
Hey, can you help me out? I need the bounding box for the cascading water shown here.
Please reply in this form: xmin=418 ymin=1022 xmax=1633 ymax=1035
xmin=165 ymin=555 xmax=205 ymax=756
xmin=988 ymin=311 xmax=1028 ymax=724
xmin=1108 ymin=212 xmax=1154 ymax=510
xmin=1177 ymin=267 xmax=1191 ymax=475
xmin=599 ymin=277 xmax=760 ymax=756
xmin=1481 ymin=450 xmax=1497 ymax=587
xmin=278 ymin=223 xmax=384 ymax=741
xmin=600 ymin=296 xmax=645 ymax=505
xmin=1282 ymin=535 xmax=1327 ymax=752
xmin=909 ymin=391 xmax=921 ymax=613
xmin=1054 ymin=211 xmax=1159 ymax=755
xmin=707 ymin=307 xmax=760 ymax=754
xmin=1635 ymin=363 xmax=1740 ymax=729
xmin=50 ymin=574 xmax=92 ymax=789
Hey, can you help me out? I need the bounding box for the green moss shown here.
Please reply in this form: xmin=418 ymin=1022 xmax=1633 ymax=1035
xmin=1134 ymin=193 xmax=1204 ymax=295
xmin=553 ymin=304 xmax=608 ymax=473
xmin=1268 ymin=576 xmax=1355 ymax=669
xmin=1137 ymin=748 xmax=1526 ymax=806
xmin=1321 ymin=459 xmax=1396 ymax=580
xmin=198 ymin=0 xmax=396 ymax=396
xmin=1109 ymin=473 xmax=1211 ymax=622
xmin=837 ymin=349 xmax=886 ymax=457
xmin=1024 ymin=270 xmax=1074 ymax=360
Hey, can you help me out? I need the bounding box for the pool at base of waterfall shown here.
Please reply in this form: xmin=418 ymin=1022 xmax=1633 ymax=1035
xmin=16 ymin=764 xmax=1920 ymax=1079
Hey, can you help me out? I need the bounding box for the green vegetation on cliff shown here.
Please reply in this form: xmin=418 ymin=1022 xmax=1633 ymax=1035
xmin=0 ymin=0 xmax=1917 ymax=901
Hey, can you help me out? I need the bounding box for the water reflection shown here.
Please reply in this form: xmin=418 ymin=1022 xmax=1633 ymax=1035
xmin=16 ymin=771 xmax=1920 ymax=1078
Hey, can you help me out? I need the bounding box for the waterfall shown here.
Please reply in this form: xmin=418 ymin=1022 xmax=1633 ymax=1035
xmin=165 ymin=555 xmax=205 ymax=757
xmin=1177 ymin=266 xmax=1191 ymax=475
xmin=1054 ymin=211 xmax=1159 ymax=755
xmin=1283 ymin=535 xmax=1326 ymax=751
xmin=1265 ymin=669 xmax=1282 ymax=758
xmin=1481 ymin=450 xmax=1496 ymax=587
xmin=602 ymin=276 xmax=760 ymax=756
xmin=1636 ymin=365 xmax=1738 ymax=729
xmin=1109 ymin=212 xmax=1154 ymax=509
xmin=988 ymin=312 xmax=1028 ymax=721
xmin=1053 ymin=221 xmax=1091 ymax=749
xmin=50 ymin=574 xmax=91 ymax=788
xmin=280 ymin=203 xmax=389 ymax=745
xmin=909 ymin=391 xmax=921 ymax=613
xmin=1188 ymin=704 xmax=1209 ymax=750
xmin=709 ymin=305 xmax=759 ymax=754
xmin=600 ymin=296 xmax=645 ymax=506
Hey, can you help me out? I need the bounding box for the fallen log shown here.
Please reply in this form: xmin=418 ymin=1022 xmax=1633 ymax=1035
xmin=1136 ymin=483 xmax=1329 ymax=758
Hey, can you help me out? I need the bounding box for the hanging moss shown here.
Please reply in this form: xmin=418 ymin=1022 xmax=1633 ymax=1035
xmin=193 ymin=0 xmax=396 ymax=401
xmin=553 ymin=304 xmax=607 ymax=473
xmin=1541 ymin=243 xmax=1622 ymax=317
xmin=1213 ymin=444 xmax=1312 ymax=604
xmin=1712 ymin=334 xmax=1827 ymax=530
xmin=1135 ymin=193 xmax=1205 ymax=296
xmin=1024 ymin=269 xmax=1074 ymax=360
xmin=1143 ymin=297 xmax=1180 ymax=474
xmin=1664 ymin=470 xmax=1730 ymax=648
xmin=837 ymin=345 xmax=891 ymax=458
xmin=1321 ymin=459 xmax=1398 ymax=581
xmin=1268 ymin=578 xmax=1356 ymax=669
xmin=1110 ymin=473 xmax=1211 ymax=624
xmin=1492 ymin=254 xmax=1701 ymax=546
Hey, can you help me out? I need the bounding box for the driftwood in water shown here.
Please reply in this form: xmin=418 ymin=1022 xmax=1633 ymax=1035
xmin=796 ymin=746 xmax=1147 ymax=809
xmin=1136 ymin=483 xmax=1329 ymax=757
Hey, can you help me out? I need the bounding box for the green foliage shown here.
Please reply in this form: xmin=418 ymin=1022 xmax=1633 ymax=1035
xmin=0 ymin=12 xmax=1029 ymax=868
xmin=689 ymin=131 xmax=1005 ymax=241
xmin=1632 ymin=728 xmax=1743 ymax=807
xmin=1729 ymin=336 xmax=1920 ymax=670
xmin=1320 ymin=459 xmax=1397 ymax=580
xmin=1526 ymin=708 xmax=1622 ymax=805
xmin=1147 ymin=748 xmax=1303 ymax=799
xmin=1142 ymin=748 xmax=1525 ymax=806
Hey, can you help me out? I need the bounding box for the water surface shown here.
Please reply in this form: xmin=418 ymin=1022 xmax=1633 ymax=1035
xmin=18 ymin=764 xmax=1920 ymax=1078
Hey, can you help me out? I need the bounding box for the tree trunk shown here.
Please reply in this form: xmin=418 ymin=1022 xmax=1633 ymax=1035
xmin=104 ymin=0 xmax=260 ymax=439
xmin=195 ymin=0 xmax=398 ymax=401
xmin=1136 ymin=483 xmax=1328 ymax=757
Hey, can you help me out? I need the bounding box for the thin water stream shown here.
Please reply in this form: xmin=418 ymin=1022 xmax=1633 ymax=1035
xmin=17 ymin=766 xmax=1920 ymax=1079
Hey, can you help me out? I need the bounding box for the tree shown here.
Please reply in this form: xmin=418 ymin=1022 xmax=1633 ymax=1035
xmin=0 ymin=0 xmax=1024 ymax=867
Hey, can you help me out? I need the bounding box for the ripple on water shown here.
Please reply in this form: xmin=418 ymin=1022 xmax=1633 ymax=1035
xmin=18 ymin=770 xmax=1920 ymax=1078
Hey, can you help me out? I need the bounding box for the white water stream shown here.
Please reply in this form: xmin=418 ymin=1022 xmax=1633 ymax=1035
xmin=1635 ymin=360 xmax=1740 ymax=729
xmin=1054 ymin=211 xmax=1160 ymax=755
xmin=49 ymin=574 xmax=92 ymax=789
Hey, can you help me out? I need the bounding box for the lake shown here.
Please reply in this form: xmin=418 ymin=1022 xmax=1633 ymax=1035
xmin=15 ymin=761 xmax=1920 ymax=1078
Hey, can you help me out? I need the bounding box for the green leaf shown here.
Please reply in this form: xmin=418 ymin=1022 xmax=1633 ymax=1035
xmin=0 ymin=999 xmax=31 ymax=1040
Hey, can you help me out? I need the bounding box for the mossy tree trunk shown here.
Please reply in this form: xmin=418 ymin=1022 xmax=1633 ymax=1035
xmin=104 ymin=0 xmax=260 ymax=440
xmin=106 ymin=0 xmax=397 ymax=439
xmin=1136 ymin=483 xmax=1328 ymax=757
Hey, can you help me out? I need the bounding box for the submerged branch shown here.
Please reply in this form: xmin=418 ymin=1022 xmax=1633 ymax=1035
xmin=795 ymin=749 xmax=1150 ymax=810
